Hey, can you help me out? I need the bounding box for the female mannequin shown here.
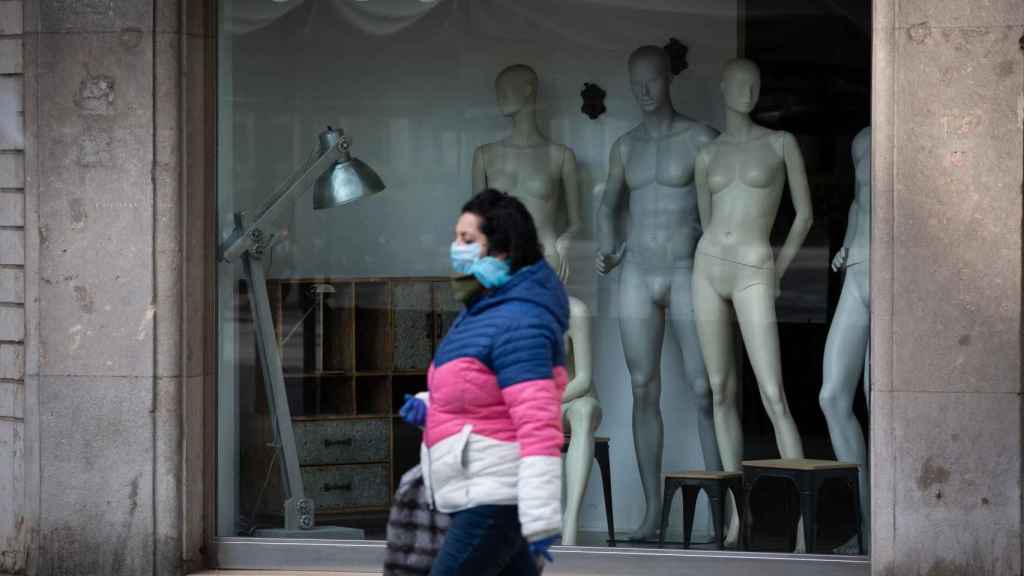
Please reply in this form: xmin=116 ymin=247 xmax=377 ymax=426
xmin=821 ymin=126 xmax=871 ymax=552
xmin=692 ymin=58 xmax=811 ymax=546
xmin=473 ymin=64 xmax=580 ymax=278
xmin=473 ymin=64 xmax=599 ymax=546
xmin=595 ymin=46 xmax=722 ymax=542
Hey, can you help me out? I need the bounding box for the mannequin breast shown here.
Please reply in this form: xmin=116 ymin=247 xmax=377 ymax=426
xmin=482 ymin=142 xmax=562 ymax=241
xmin=698 ymin=134 xmax=785 ymax=268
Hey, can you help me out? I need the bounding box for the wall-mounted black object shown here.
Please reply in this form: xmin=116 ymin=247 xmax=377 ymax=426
xmin=580 ymin=82 xmax=607 ymax=120
xmin=663 ymin=38 xmax=689 ymax=76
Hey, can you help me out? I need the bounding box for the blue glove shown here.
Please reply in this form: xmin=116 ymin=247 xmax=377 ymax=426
xmin=528 ymin=535 xmax=558 ymax=563
xmin=399 ymin=394 xmax=426 ymax=427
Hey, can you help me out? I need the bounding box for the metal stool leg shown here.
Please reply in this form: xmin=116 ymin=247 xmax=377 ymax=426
xmin=850 ymin=472 xmax=864 ymax=555
xmin=729 ymin=478 xmax=746 ymax=550
xmin=596 ymin=441 xmax=615 ymax=546
xmin=799 ymin=474 xmax=819 ymax=554
xmin=659 ymin=480 xmax=679 ymax=548
xmin=744 ymin=472 xmax=756 ymax=551
xmin=705 ymin=483 xmax=725 ymax=550
xmin=681 ymin=485 xmax=700 ymax=549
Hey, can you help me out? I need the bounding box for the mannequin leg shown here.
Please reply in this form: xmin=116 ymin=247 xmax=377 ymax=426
xmin=618 ymin=264 xmax=666 ymax=540
xmin=669 ymin=267 xmax=722 ymax=473
xmin=732 ymin=283 xmax=806 ymax=551
xmin=691 ymin=265 xmax=742 ymax=544
xmin=561 ymin=396 xmax=602 ymax=546
xmin=821 ymin=270 xmax=870 ymax=552
xmin=732 ymin=284 xmax=804 ymax=459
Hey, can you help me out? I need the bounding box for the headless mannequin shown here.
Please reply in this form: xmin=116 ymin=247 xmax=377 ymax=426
xmin=692 ymin=58 xmax=811 ymax=547
xmin=821 ymin=126 xmax=871 ymax=553
xmin=596 ymin=46 xmax=723 ymax=541
xmin=472 ymin=65 xmax=598 ymax=546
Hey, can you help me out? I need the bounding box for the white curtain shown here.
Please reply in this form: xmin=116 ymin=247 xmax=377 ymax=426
xmin=227 ymin=0 xmax=448 ymax=37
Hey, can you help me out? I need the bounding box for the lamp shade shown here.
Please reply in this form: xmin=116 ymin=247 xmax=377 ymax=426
xmin=313 ymin=129 xmax=386 ymax=210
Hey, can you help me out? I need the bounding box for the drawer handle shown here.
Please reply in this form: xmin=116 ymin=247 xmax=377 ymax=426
xmin=323 ymin=482 xmax=352 ymax=493
xmin=324 ymin=438 xmax=353 ymax=448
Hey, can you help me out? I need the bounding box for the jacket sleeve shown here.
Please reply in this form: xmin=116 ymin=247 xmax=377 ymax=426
xmin=492 ymin=321 xmax=566 ymax=542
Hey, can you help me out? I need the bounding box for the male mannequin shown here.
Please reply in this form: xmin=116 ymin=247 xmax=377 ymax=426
xmin=596 ymin=46 xmax=722 ymax=541
xmin=473 ymin=64 xmax=598 ymax=546
xmin=692 ymin=58 xmax=811 ymax=547
xmin=821 ymin=126 xmax=871 ymax=552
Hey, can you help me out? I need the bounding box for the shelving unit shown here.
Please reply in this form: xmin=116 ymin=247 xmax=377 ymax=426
xmin=239 ymin=276 xmax=458 ymax=523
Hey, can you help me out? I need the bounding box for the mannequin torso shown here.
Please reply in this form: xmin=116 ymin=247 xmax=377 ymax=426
xmin=619 ymin=117 xmax=713 ymax=269
xmin=475 ymin=140 xmax=574 ymax=269
xmin=698 ymin=128 xmax=786 ymax=269
xmin=845 ymin=129 xmax=871 ymax=266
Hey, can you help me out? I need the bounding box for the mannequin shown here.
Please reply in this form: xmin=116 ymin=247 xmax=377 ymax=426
xmin=596 ymin=46 xmax=723 ymax=541
xmin=473 ymin=64 xmax=598 ymax=546
xmin=473 ymin=64 xmax=581 ymax=277
xmin=821 ymin=126 xmax=871 ymax=553
xmin=560 ymin=274 xmax=601 ymax=546
xmin=692 ymin=58 xmax=811 ymax=546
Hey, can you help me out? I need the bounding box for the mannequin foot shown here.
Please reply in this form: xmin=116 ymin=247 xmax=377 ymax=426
xmin=832 ymin=535 xmax=863 ymax=556
xmin=627 ymin=513 xmax=661 ymax=542
xmin=793 ymin=519 xmax=806 ymax=553
xmin=723 ymin=518 xmax=740 ymax=548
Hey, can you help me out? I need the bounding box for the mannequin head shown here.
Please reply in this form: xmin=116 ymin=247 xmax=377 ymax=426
xmin=628 ymin=46 xmax=672 ymax=113
xmin=495 ymin=64 xmax=538 ymax=117
xmin=720 ymin=58 xmax=761 ymax=115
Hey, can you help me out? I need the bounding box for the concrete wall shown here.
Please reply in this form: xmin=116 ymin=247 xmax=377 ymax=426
xmin=0 ymin=1 xmax=26 ymax=572
xmin=870 ymin=0 xmax=1024 ymax=574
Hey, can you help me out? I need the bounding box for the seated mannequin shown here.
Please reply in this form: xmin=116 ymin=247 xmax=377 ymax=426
xmin=821 ymin=126 xmax=871 ymax=553
xmin=473 ymin=64 xmax=598 ymax=546
xmin=692 ymin=58 xmax=812 ymax=548
xmin=561 ymin=278 xmax=601 ymax=546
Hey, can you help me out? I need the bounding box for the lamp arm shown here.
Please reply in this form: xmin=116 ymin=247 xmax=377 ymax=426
xmin=220 ymin=140 xmax=347 ymax=263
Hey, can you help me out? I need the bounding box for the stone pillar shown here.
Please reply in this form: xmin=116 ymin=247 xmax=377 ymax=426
xmin=0 ymin=1 xmax=26 ymax=572
xmin=16 ymin=0 xmax=211 ymax=574
xmin=871 ymin=0 xmax=1024 ymax=574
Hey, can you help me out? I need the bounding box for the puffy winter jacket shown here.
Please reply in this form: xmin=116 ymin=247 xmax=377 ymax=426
xmin=417 ymin=260 xmax=569 ymax=543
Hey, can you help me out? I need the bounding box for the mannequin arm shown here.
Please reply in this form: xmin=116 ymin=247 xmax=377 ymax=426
xmin=842 ymin=200 xmax=857 ymax=250
xmin=561 ymin=299 xmax=592 ymax=403
xmin=775 ymin=132 xmax=813 ymax=281
xmin=472 ymin=146 xmax=487 ymax=194
xmin=695 ymin=147 xmax=712 ymax=229
xmin=560 ymin=147 xmax=582 ymax=240
xmin=597 ymin=138 xmax=627 ymax=256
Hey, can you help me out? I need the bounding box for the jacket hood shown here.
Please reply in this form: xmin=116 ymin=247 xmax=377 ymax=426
xmin=467 ymin=260 xmax=569 ymax=332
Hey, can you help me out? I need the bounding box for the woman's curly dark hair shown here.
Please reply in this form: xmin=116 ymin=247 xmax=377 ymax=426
xmin=462 ymin=189 xmax=544 ymax=273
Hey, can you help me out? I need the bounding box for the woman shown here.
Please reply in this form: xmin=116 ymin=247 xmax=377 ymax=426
xmin=400 ymin=189 xmax=568 ymax=575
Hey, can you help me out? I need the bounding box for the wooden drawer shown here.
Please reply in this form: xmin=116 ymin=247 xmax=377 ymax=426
xmin=303 ymin=464 xmax=390 ymax=511
xmin=294 ymin=418 xmax=389 ymax=466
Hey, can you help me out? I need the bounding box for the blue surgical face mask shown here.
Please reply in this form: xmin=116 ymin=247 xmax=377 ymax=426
xmin=449 ymin=241 xmax=511 ymax=289
xmin=450 ymin=242 xmax=481 ymax=275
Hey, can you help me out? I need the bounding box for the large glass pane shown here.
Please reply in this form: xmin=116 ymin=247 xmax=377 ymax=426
xmin=216 ymin=0 xmax=871 ymax=559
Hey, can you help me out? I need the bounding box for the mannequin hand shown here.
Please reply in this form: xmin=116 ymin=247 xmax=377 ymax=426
xmin=528 ymin=535 xmax=558 ymax=562
xmin=399 ymin=394 xmax=426 ymax=427
xmin=596 ymin=246 xmax=624 ymax=275
xmin=831 ymin=247 xmax=848 ymax=272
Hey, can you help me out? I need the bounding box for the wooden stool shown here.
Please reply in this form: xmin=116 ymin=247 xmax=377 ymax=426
xmin=562 ymin=435 xmax=615 ymax=546
xmin=742 ymin=459 xmax=863 ymax=554
xmin=658 ymin=471 xmax=744 ymax=549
